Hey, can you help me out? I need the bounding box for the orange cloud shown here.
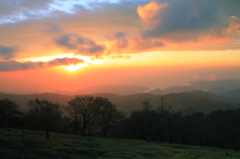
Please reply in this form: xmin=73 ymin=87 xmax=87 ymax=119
xmin=227 ymin=16 xmax=240 ymax=35
xmin=0 ymin=57 xmax=84 ymax=72
xmin=110 ymin=54 xmax=131 ymax=59
xmin=137 ymin=1 xmax=167 ymax=29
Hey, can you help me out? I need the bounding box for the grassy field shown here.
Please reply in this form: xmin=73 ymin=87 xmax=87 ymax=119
xmin=0 ymin=128 xmax=239 ymax=159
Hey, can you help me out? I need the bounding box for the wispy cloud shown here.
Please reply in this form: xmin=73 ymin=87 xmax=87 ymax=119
xmin=0 ymin=0 xmax=130 ymax=25
xmin=0 ymin=57 xmax=84 ymax=72
xmin=47 ymin=57 xmax=84 ymax=66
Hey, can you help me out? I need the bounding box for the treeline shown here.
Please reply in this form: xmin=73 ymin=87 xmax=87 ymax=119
xmin=0 ymin=96 xmax=240 ymax=151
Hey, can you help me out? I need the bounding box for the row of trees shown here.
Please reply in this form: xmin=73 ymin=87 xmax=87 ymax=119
xmin=112 ymin=99 xmax=240 ymax=151
xmin=66 ymin=96 xmax=123 ymax=137
xmin=0 ymin=96 xmax=123 ymax=138
xmin=1 ymin=96 xmax=240 ymax=151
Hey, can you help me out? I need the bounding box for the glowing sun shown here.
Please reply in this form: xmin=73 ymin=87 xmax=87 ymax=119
xmin=62 ymin=64 xmax=87 ymax=72
xmin=64 ymin=65 xmax=79 ymax=72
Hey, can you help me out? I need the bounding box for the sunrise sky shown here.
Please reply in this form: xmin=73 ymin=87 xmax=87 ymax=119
xmin=0 ymin=0 xmax=240 ymax=93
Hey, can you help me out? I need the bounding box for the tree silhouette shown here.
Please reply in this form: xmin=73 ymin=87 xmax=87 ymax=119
xmin=27 ymin=98 xmax=63 ymax=139
xmin=66 ymin=96 xmax=101 ymax=137
xmin=95 ymin=97 xmax=123 ymax=138
xmin=0 ymin=98 xmax=20 ymax=128
xmin=141 ymin=100 xmax=156 ymax=143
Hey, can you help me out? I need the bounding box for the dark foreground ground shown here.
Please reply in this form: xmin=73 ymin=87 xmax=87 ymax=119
xmin=0 ymin=128 xmax=239 ymax=159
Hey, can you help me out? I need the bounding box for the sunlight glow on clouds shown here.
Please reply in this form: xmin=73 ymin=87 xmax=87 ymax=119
xmin=0 ymin=57 xmax=86 ymax=72
xmin=24 ymin=54 xmax=102 ymax=64
xmin=0 ymin=0 xmax=240 ymax=71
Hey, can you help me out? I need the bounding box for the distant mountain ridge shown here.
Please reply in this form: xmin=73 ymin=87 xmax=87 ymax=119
xmin=223 ymin=89 xmax=240 ymax=98
xmin=51 ymin=85 xmax=150 ymax=96
xmin=1 ymin=90 xmax=239 ymax=115
xmin=147 ymin=85 xmax=195 ymax=95
xmin=208 ymin=87 xmax=228 ymax=94
xmin=190 ymin=79 xmax=240 ymax=91
xmin=2 ymin=79 xmax=240 ymax=115
xmin=2 ymin=79 xmax=240 ymax=96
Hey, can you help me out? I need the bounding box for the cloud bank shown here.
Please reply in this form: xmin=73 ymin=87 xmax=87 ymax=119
xmin=0 ymin=57 xmax=84 ymax=71
xmin=137 ymin=0 xmax=240 ymax=45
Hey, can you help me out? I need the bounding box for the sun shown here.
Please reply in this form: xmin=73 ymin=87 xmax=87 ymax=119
xmin=64 ymin=65 xmax=79 ymax=72
xmin=61 ymin=64 xmax=87 ymax=72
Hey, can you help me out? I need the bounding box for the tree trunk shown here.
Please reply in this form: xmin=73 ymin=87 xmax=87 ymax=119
xmin=156 ymin=130 xmax=161 ymax=143
xmin=103 ymin=130 xmax=107 ymax=138
xmin=147 ymin=120 xmax=152 ymax=143
xmin=81 ymin=122 xmax=86 ymax=137
xmin=46 ymin=128 xmax=49 ymax=139
xmin=169 ymin=134 xmax=172 ymax=144
xmin=199 ymin=135 xmax=203 ymax=147
xmin=231 ymin=134 xmax=238 ymax=151
xmin=168 ymin=121 xmax=172 ymax=144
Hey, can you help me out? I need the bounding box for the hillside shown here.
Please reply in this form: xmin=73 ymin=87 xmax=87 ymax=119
xmin=223 ymin=89 xmax=240 ymax=98
xmin=1 ymin=128 xmax=239 ymax=159
xmin=147 ymin=85 xmax=196 ymax=95
xmin=208 ymin=87 xmax=228 ymax=94
xmin=0 ymin=91 xmax=238 ymax=115
xmin=0 ymin=93 xmax=73 ymax=112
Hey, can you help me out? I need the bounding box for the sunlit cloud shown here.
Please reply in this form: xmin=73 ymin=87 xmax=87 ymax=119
xmin=0 ymin=0 xmax=240 ymax=71
xmin=109 ymin=54 xmax=131 ymax=59
xmin=0 ymin=57 xmax=85 ymax=72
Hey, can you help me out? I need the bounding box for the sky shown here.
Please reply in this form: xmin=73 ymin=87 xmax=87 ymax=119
xmin=0 ymin=0 xmax=240 ymax=93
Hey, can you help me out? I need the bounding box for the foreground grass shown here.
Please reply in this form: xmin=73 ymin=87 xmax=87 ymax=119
xmin=0 ymin=128 xmax=239 ymax=159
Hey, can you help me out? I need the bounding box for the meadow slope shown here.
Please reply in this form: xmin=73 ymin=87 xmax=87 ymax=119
xmin=1 ymin=128 xmax=240 ymax=159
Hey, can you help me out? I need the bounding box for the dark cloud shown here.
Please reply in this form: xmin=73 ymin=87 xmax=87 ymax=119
xmin=111 ymin=32 xmax=128 ymax=49
xmin=138 ymin=0 xmax=240 ymax=43
xmin=55 ymin=34 xmax=106 ymax=57
xmin=45 ymin=23 xmax=62 ymax=33
xmin=107 ymin=34 xmax=165 ymax=55
xmin=0 ymin=60 xmax=44 ymax=71
xmin=0 ymin=57 xmax=85 ymax=72
xmin=48 ymin=57 xmax=84 ymax=66
xmin=114 ymin=32 xmax=126 ymax=38
xmin=0 ymin=45 xmax=16 ymax=60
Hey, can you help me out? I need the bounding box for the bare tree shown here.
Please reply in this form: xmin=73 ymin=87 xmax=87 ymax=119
xmin=142 ymin=100 xmax=152 ymax=112
xmin=27 ymin=98 xmax=63 ymax=139
xmin=141 ymin=100 xmax=155 ymax=143
xmin=0 ymin=98 xmax=20 ymax=128
xmin=66 ymin=96 xmax=101 ymax=137
xmin=95 ymin=97 xmax=123 ymax=138
xmin=156 ymin=96 xmax=174 ymax=144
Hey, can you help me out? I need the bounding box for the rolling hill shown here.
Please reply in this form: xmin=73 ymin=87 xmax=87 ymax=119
xmin=0 ymin=90 xmax=239 ymax=115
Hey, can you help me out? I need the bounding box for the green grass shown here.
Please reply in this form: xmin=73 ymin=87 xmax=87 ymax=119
xmin=0 ymin=128 xmax=239 ymax=159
